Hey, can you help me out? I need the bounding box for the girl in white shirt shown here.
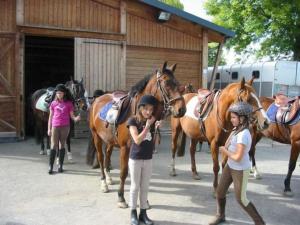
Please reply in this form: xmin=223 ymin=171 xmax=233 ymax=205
xmin=209 ymin=101 xmax=265 ymax=225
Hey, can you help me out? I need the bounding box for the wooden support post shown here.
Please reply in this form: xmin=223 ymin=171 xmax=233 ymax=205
xmin=209 ymin=41 xmax=224 ymax=91
xmin=201 ymin=29 xmax=208 ymax=89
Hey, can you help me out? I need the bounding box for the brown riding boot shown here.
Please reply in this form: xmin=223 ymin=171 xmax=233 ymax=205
xmin=242 ymin=202 xmax=265 ymax=225
xmin=209 ymin=198 xmax=226 ymax=225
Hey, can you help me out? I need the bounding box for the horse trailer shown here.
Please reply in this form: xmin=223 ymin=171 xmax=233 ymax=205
xmin=207 ymin=61 xmax=300 ymax=97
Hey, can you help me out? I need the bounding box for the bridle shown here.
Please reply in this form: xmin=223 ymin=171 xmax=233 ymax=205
xmin=155 ymin=70 xmax=184 ymax=119
xmin=69 ymin=82 xmax=87 ymax=112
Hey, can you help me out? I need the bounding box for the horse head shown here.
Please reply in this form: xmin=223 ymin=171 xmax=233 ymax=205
xmin=150 ymin=62 xmax=186 ymax=118
xmin=65 ymin=78 xmax=88 ymax=111
xmin=225 ymin=77 xmax=269 ymax=131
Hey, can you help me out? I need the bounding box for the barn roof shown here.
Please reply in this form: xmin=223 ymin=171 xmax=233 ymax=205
xmin=140 ymin=0 xmax=235 ymax=38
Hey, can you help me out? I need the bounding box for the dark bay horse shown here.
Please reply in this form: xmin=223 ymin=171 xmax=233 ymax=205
xmin=31 ymin=78 xmax=88 ymax=155
xmin=89 ymin=62 xmax=186 ymax=208
xmin=250 ymin=96 xmax=300 ymax=196
xmin=170 ymin=78 xmax=270 ymax=192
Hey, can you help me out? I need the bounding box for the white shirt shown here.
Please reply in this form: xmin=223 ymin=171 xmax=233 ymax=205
xmin=227 ymin=129 xmax=252 ymax=170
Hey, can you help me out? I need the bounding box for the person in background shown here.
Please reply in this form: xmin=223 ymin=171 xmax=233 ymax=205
xmin=47 ymin=84 xmax=80 ymax=174
xmin=127 ymin=95 xmax=161 ymax=225
xmin=209 ymin=101 xmax=265 ymax=225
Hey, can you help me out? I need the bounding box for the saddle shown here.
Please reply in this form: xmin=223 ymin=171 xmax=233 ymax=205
xmin=197 ymin=88 xmax=218 ymax=120
xmin=274 ymin=94 xmax=300 ymax=124
xmin=44 ymin=87 xmax=55 ymax=104
xmin=106 ymin=91 xmax=131 ymax=126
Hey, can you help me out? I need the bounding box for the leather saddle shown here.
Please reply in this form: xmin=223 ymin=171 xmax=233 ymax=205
xmin=106 ymin=91 xmax=131 ymax=126
xmin=197 ymin=88 xmax=218 ymax=120
xmin=274 ymin=94 xmax=300 ymax=124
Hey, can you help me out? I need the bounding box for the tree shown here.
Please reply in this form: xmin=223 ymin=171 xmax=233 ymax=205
xmin=204 ymin=0 xmax=300 ymax=60
xmin=208 ymin=43 xmax=226 ymax=66
xmin=159 ymin=0 xmax=184 ymax=10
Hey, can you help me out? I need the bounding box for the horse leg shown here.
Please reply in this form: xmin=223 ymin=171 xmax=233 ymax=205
xmin=210 ymin=140 xmax=220 ymax=196
xmin=170 ymin=121 xmax=182 ymax=177
xmin=66 ymin=132 xmax=73 ymax=163
xmin=283 ymin=143 xmax=300 ymax=197
xmin=92 ymin=132 xmax=108 ymax=193
xmin=40 ymin=121 xmax=45 ymax=155
xmin=118 ymin=145 xmax=129 ymax=208
xmin=190 ymin=139 xmax=200 ymax=180
xmin=104 ymin=144 xmax=114 ymax=185
xmin=249 ymin=134 xmax=262 ymax=179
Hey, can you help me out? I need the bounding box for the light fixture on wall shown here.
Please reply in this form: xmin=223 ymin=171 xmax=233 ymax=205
xmin=158 ymin=11 xmax=171 ymax=22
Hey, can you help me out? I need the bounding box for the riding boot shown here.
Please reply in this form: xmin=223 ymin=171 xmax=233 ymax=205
xmin=130 ymin=209 xmax=139 ymax=225
xmin=139 ymin=209 xmax=153 ymax=225
xmin=58 ymin=148 xmax=65 ymax=173
xmin=48 ymin=149 xmax=56 ymax=174
xmin=209 ymin=198 xmax=226 ymax=225
xmin=242 ymin=202 xmax=265 ymax=225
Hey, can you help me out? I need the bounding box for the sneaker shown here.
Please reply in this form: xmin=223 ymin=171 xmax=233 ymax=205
xmin=39 ymin=150 xmax=45 ymax=155
xmin=46 ymin=149 xmax=51 ymax=156
xmin=67 ymin=152 xmax=74 ymax=163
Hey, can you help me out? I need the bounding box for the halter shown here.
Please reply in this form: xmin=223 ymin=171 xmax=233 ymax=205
xmin=156 ymin=70 xmax=183 ymax=119
xmin=69 ymin=82 xmax=87 ymax=112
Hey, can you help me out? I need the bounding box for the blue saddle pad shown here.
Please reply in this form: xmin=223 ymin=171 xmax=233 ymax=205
xmin=266 ymin=103 xmax=300 ymax=125
xmin=99 ymin=102 xmax=113 ymax=121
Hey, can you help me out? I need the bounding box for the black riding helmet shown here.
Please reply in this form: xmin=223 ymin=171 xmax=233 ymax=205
xmin=138 ymin=95 xmax=158 ymax=108
xmin=55 ymin=84 xmax=67 ymax=92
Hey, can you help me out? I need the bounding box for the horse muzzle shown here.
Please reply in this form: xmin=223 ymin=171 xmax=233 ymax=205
xmin=172 ymin=107 xmax=186 ymax=118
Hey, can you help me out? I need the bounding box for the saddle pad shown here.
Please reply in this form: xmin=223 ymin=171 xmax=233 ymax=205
xmin=35 ymin=93 xmax=49 ymax=112
xmin=266 ymin=103 xmax=300 ymax=125
xmin=99 ymin=102 xmax=113 ymax=121
xmin=185 ymin=96 xmax=199 ymax=120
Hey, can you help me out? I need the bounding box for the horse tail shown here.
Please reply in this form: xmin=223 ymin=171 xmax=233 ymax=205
xmin=177 ymin=129 xmax=186 ymax=157
xmin=86 ymin=129 xmax=96 ymax=165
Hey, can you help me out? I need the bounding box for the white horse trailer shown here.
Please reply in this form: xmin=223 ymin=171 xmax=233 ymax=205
xmin=207 ymin=61 xmax=300 ymax=97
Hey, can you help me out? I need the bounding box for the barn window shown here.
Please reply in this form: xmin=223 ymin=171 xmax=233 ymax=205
xmin=216 ymin=73 xmax=220 ymax=80
xmin=252 ymin=70 xmax=260 ymax=78
xmin=232 ymin=72 xmax=238 ymax=80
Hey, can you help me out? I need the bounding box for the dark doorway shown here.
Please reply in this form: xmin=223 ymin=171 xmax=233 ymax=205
xmin=25 ymin=36 xmax=74 ymax=136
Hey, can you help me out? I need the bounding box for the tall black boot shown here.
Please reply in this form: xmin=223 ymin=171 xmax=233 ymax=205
xmin=209 ymin=198 xmax=226 ymax=225
xmin=48 ymin=149 xmax=56 ymax=174
xmin=58 ymin=148 xmax=65 ymax=173
xmin=139 ymin=209 xmax=153 ymax=225
xmin=131 ymin=209 xmax=139 ymax=225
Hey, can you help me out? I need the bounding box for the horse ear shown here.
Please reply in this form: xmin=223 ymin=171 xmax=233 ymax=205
xmin=247 ymin=76 xmax=255 ymax=86
xmin=70 ymin=76 xmax=74 ymax=82
xmin=162 ymin=61 xmax=168 ymax=72
xmin=240 ymin=77 xmax=246 ymax=89
xmin=169 ymin=63 xmax=177 ymax=73
xmin=80 ymin=77 xmax=83 ymax=84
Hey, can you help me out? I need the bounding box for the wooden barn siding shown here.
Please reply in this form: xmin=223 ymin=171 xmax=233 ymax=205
xmin=0 ymin=0 xmax=16 ymax=32
xmin=75 ymin=38 xmax=124 ymax=95
xmin=127 ymin=13 xmax=201 ymax=51
xmin=22 ymin=0 xmax=120 ymax=33
xmin=126 ymin=46 xmax=201 ymax=90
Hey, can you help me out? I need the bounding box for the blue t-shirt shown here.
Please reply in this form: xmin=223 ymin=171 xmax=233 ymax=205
xmin=127 ymin=117 xmax=155 ymax=160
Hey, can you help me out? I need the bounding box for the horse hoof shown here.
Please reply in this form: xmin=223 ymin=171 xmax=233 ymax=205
xmin=101 ymin=181 xmax=109 ymax=193
xmin=106 ymin=177 xmax=114 ymax=185
xmin=46 ymin=149 xmax=51 ymax=156
xmin=117 ymin=201 xmax=128 ymax=208
xmin=283 ymin=190 xmax=294 ymax=197
xmin=169 ymin=170 xmax=177 ymax=177
xmin=40 ymin=150 xmax=45 ymax=155
xmin=253 ymin=173 xmax=262 ymax=180
xmin=192 ymin=173 xmax=201 ymax=180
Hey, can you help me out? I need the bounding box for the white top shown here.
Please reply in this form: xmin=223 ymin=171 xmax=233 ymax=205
xmin=227 ymin=129 xmax=252 ymax=170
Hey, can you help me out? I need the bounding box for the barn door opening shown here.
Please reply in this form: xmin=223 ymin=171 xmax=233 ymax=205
xmin=24 ymin=36 xmax=74 ymax=136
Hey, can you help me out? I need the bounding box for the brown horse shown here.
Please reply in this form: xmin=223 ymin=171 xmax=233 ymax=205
xmin=249 ymin=96 xmax=300 ymax=197
xmin=170 ymin=78 xmax=270 ymax=192
xmin=89 ymin=62 xmax=186 ymax=208
xmin=31 ymin=78 xmax=88 ymax=154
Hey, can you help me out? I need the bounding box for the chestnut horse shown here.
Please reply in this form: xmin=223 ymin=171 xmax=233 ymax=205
xmin=249 ymin=96 xmax=300 ymax=196
xmin=170 ymin=78 xmax=270 ymax=192
xmin=31 ymin=78 xmax=88 ymax=154
xmin=89 ymin=62 xmax=186 ymax=208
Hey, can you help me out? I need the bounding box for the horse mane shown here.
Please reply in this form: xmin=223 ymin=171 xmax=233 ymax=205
xmin=129 ymin=68 xmax=175 ymax=98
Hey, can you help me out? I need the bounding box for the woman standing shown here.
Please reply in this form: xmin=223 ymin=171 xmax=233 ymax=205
xmin=47 ymin=84 xmax=80 ymax=174
xmin=127 ymin=95 xmax=160 ymax=225
xmin=209 ymin=101 xmax=265 ymax=225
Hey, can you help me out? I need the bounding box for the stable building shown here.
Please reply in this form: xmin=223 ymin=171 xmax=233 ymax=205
xmin=0 ymin=0 xmax=234 ymax=140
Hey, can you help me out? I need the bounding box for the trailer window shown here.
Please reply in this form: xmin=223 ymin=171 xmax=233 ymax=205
xmin=252 ymin=70 xmax=260 ymax=78
xmin=216 ymin=73 xmax=220 ymax=80
xmin=232 ymin=72 xmax=238 ymax=80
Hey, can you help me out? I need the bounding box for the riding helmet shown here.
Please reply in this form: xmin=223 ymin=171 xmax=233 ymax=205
xmin=228 ymin=101 xmax=253 ymax=117
xmin=138 ymin=95 xmax=158 ymax=108
xmin=55 ymin=84 xmax=67 ymax=92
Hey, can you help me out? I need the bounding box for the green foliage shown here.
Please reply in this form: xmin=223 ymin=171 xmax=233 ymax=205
xmin=208 ymin=43 xmax=226 ymax=66
xmin=159 ymin=0 xmax=184 ymax=10
xmin=204 ymin=0 xmax=300 ymax=60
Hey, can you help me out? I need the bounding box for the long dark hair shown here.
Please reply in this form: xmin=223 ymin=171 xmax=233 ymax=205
xmin=232 ymin=113 xmax=250 ymax=135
